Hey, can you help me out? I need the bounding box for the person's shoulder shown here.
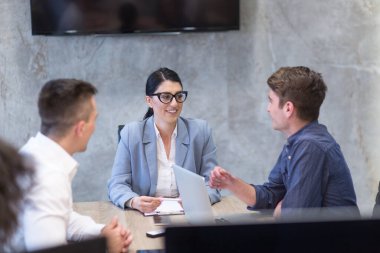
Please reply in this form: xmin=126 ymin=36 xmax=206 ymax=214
xmin=19 ymin=136 xmax=37 ymax=155
xmin=119 ymin=118 xmax=152 ymax=144
xmin=19 ymin=138 xmax=48 ymax=171
xmin=296 ymin=123 xmax=337 ymax=151
xmin=121 ymin=119 xmax=148 ymax=134
xmin=180 ymin=117 xmax=209 ymax=128
xmin=179 ymin=117 xmax=213 ymax=138
xmin=124 ymin=120 xmax=146 ymax=129
xmin=33 ymin=158 xmax=70 ymax=181
xmin=28 ymin=164 xmax=70 ymax=203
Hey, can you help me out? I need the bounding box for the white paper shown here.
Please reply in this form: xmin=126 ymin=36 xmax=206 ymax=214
xmin=144 ymin=199 xmax=184 ymax=216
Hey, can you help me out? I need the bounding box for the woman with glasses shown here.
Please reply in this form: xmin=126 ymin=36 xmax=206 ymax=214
xmin=107 ymin=67 xmax=221 ymax=213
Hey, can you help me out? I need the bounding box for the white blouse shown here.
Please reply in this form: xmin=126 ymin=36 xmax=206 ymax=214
xmin=154 ymin=123 xmax=179 ymax=197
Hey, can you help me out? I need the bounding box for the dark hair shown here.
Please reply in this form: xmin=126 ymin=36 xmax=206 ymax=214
xmin=267 ymin=66 xmax=327 ymax=121
xmin=0 ymin=138 xmax=34 ymax=246
xmin=143 ymin=67 xmax=183 ymax=120
xmin=38 ymin=79 xmax=98 ymax=137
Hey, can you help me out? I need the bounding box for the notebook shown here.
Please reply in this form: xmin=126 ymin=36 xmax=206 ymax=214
xmin=172 ymin=164 xmax=261 ymax=224
xmin=143 ymin=198 xmax=184 ymax=216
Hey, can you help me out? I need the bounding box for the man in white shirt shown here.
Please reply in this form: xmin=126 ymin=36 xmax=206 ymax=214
xmin=20 ymin=79 xmax=132 ymax=252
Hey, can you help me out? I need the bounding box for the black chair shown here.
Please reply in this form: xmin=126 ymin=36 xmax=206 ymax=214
xmin=118 ymin=125 xmax=125 ymax=143
xmin=373 ymin=181 xmax=380 ymax=217
xmin=27 ymin=237 xmax=106 ymax=253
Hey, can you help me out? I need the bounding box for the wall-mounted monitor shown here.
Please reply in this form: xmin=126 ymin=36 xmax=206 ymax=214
xmin=30 ymin=0 xmax=240 ymax=35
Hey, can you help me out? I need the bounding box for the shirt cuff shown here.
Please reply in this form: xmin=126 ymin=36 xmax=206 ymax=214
xmin=86 ymin=223 xmax=105 ymax=239
xmin=249 ymin=184 xmax=275 ymax=210
xmin=125 ymin=197 xmax=135 ymax=209
xmin=95 ymin=223 xmax=106 ymax=235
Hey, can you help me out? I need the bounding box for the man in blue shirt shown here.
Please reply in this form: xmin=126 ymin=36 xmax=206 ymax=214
xmin=210 ymin=66 xmax=358 ymax=216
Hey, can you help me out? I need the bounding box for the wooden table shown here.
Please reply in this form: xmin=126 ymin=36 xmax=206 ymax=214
xmin=73 ymin=196 xmax=252 ymax=253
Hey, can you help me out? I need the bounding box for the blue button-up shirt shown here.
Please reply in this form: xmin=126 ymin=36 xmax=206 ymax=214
xmin=251 ymin=121 xmax=358 ymax=212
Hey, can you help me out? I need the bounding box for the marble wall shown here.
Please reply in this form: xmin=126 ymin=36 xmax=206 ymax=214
xmin=1 ymin=0 xmax=380 ymax=215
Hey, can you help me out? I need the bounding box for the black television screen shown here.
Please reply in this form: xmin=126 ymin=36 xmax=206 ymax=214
xmin=30 ymin=0 xmax=240 ymax=35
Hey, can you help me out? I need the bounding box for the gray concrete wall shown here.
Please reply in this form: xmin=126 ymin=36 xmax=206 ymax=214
xmin=1 ymin=0 xmax=380 ymax=215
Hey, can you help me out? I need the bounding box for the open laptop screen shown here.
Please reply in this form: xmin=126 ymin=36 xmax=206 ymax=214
xmin=172 ymin=164 xmax=215 ymax=224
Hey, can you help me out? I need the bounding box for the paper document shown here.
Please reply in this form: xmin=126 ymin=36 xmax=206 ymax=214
xmin=144 ymin=198 xmax=184 ymax=216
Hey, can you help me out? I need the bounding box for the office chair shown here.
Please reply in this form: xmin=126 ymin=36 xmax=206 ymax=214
xmin=28 ymin=237 xmax=106 ymax=253
xmin=373 ymin=181 xmax=380 ymax=217
xmin=118 ymin=125 xmax=125 ymax=143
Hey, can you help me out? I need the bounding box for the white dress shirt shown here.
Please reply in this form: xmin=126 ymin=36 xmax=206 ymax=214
xmin=154 ymin=123 xmax=179 ymax=197
xmin=20 ymin=132 xmax=104 ymax=251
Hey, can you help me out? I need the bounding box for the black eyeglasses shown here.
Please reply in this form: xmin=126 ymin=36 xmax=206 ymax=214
xmin=150 ymin=91 xmax=188 ymax=104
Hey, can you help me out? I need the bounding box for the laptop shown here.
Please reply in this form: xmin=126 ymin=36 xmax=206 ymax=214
xmin=172 ymin=164 xmax=263 ymax=225
xmin=165 ymin=218 xmax=380 ymax=253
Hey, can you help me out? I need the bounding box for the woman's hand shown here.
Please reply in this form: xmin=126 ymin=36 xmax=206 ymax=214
xmin=131 ymin=196 xmax=162 ymax=213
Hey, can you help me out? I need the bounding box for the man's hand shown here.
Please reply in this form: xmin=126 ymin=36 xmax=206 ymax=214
xmin=210 ymin=166 xmax=236 ymax=190
xmin=131 ymin=196 xmax=162 ymax=213
xmin=101 ymin=216 xmax=133 ymax=253
xmin=210 ymin=166 xmax=257 ymax=206
xmin=273 ymin=200 xmax=283 ymax=218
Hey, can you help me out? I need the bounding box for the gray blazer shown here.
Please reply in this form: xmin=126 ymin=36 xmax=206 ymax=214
xmin=107 ymin=116 xmax=221 ymax=209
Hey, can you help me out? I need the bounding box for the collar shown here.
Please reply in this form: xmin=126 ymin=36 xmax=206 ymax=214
xmin=143 ymin=116 xmax=189 ymax=145
xmin=153 ymin=121 xmax=178 ymax=139
xmin=286 ymin=120 xmax=319 ymax=146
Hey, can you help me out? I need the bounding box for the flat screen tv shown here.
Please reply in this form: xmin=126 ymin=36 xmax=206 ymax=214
xmin=30 ymin=0 xmax=240 ymax=35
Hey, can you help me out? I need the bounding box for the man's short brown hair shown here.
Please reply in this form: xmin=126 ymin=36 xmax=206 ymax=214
xmin=267 ymin=66 xmax=327 ymax=121
xmin=38 ymin=79 xmax=98 ymax=137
